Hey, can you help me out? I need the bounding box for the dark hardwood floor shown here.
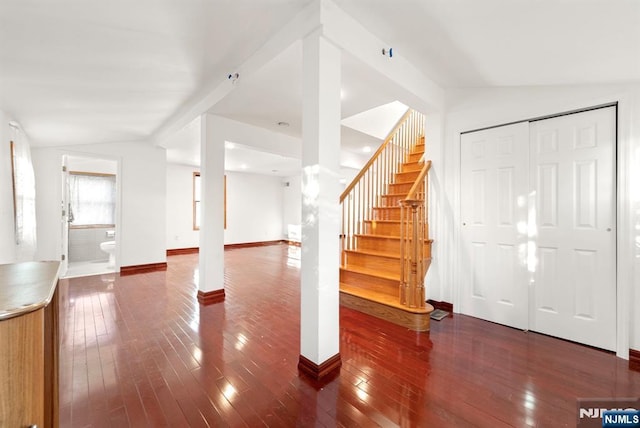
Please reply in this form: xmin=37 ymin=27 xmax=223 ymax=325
xmin=58 ymin=243 xmax=640 ymax=427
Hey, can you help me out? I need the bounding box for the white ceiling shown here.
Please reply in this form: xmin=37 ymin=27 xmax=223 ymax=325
xmin=163 ymin=113 xmax=377 ymax=173
xmin=1 ymin=0 xmax=638 ymax=156
xmin=0 ymin=0 xmax=313 ymax=146
xmin=334 ymin=0 xmax=640 ymax=87
xmin=164 ymin=39 xmax=397 ymax=169
xmin=208 ymin=40 xmax=403 ymax=141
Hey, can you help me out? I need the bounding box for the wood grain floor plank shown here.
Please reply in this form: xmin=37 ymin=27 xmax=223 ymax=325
xmin=58 ymin=244 xmax=640 ymax=427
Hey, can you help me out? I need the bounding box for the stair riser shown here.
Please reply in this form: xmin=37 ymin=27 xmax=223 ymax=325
xmin=356 ymin=237 xmax=433 ymax=257
xmin=401 ymin=162 xmax=422 ymax=173
xmin=363 ymin=221 xmax=427 ymax=237
xmin=340 ymin=269 xmax=398 ymax=297
xmin=407 ymin=152 xmax=423 ymax=163
xmin=356 ymin=236 xmax=401 ymax=253
xmin=388 ymin=182 xmax=413 ymax=194
xmin=394 ymin=171 xmax=421 ymax=183
xmin=380 ymin=195 xmax=405 ymax=207
xmin=372 ymin=208 xmax=401 ymax=221
xmin=364 ymin=221 xmax=401 ymax=235
xmin=344 ymin=252 xmax=400 ymax=276
xmin=340 ymin=293 xmax=431 ymax=332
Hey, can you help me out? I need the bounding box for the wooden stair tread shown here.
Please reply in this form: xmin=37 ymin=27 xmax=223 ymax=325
xmin=340 ymin=283 xmax=433 ymax=315
xmin=354 ymin=233 xmax=400 ymax=239
xmin=356 ymin=233 xmax=402 ymax=240
xmin=364 ymin=219 xmax=400 ymax=223
xmin=355 ymin=234 xmax=434 ymax=243
xmin=343 ymin=248 xmax=400 ymax=259
xmin=340 ymin=265 xmax=399 ymax=281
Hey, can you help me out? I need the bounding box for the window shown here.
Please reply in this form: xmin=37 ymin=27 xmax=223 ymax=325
xmin=193 ymin=172 xmax=227 ymax=230
xmin=69 ymin=172 xmax=116 ymax=227
xmin=193 ymin=172 xmax=201 ymax=230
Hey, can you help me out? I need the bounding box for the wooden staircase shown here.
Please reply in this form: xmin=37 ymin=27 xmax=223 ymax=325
xmin=340 ymin=110 xmax=434 ymax=331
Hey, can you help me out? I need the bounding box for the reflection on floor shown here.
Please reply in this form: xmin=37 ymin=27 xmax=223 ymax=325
xmin=62 ymin=260 xmax=115 ymax=279
xmin=58 ymin=244 xmax=640 ymax=427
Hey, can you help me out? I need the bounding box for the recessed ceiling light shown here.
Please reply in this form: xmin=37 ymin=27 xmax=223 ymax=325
xmin=339 ymin=178 xmax=347 ymax=184
xmin=362 ymin=146 xmax=371 ymax=153
xmin=277 ymin=121 xmax=290 ymax=127
xmin=240 ymin=164 xmax=247 ymax=169
xmin=225 ymin=141 xmax=235 ymax=149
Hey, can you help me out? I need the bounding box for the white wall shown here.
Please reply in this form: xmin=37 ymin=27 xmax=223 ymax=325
xmin=282 ymin=166 xmax=359 ymax=243
xmin=166 ymin=165 xmax=287 ymax=248
xmin=224 ymin=171 xmax=284 ymax=244
xmin=430 ymin=83 xmax=640 ymax=355
xmin=0 ymin=110 xmax=16 ymax=263
xmin=166 ymin=163 xmax=200 ymax=250
xmin=32 ymin=141 xmax=167 ymax=268
xmin=67 ymin=155 xmax=117 ymax=175
xmin=282 ymin=174 xmax=302 ymax=241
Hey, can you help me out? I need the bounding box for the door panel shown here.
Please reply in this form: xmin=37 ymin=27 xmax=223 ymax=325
xmin=529 ymin=107 xmax=616 ymax=351
xmin=460 ymin=107 xmax=616 ymax=351
xmin=460 ymin=122 xmax=530 ymax=330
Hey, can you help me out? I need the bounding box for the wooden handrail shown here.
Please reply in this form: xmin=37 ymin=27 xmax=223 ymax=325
xmin=404 ymin=160 xmax=432 ymax=201
xmin=340 ymin=108 xmax=412 ymax=202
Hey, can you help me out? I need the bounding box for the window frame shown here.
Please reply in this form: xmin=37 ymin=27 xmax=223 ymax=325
xmin=193 ymin=172 xmax=200 ymax=230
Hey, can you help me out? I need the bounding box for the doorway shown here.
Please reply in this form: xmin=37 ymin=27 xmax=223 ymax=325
xmin=61 ymin=154 xmax=119 ymax=278
xmin=459 ymin=106 xmax=616 ymax=351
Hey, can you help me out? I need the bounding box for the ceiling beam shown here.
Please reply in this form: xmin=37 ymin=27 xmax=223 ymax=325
xmin=321 ymin=0 xmax=444 ymax=114
xmin=152 ymin=0 xmax=322 ymax=147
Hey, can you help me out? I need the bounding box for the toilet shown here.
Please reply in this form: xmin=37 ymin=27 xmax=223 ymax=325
xmin=99 ymin=241 xmax=116 ymax=268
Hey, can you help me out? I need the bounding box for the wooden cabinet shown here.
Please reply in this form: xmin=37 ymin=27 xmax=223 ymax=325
xmin=0 ymin=262 xmax=60 ymax=428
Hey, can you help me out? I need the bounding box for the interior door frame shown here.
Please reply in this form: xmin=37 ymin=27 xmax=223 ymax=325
xmin=60 ymin=155 xmax=69 ymax=276
xmin=60 ymin=152 xmax=122 ymax=273
xmin=455 ymin=102 xmax=628 ymax=357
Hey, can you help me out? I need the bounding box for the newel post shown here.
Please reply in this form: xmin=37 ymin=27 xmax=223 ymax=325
xmin=400 ymin=199 xmax=425 ymax=309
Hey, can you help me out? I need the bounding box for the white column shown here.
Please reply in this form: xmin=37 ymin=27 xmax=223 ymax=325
xmin=299 ymin=31 xmax=341 ymax=370
xmin=198 ymin=113 xmax=225 ymax=303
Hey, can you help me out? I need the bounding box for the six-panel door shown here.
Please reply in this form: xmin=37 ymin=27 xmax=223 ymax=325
xmin=460 ymin=106 xmax=616 ymax=351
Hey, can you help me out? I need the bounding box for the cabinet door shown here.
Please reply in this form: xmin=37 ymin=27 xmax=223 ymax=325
xmin=0 ymin=309 xmax=45 ymax=427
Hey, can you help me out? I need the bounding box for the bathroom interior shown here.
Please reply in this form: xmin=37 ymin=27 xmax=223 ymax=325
xmin=62 ymin=154 xmax=118 ymax=278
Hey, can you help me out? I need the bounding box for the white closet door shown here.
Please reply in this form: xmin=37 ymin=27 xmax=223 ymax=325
xmin=460 ymin=122 xmax=530 ymax=329
xmin=529 ymin=107 xmax=616 ymax=351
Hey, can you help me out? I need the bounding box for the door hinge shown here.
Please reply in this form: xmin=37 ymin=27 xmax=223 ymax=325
xmin=61 ymin=254 xmax=66 ymax=261
xmin=62 ymin=165 xmax=67 ymax=172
